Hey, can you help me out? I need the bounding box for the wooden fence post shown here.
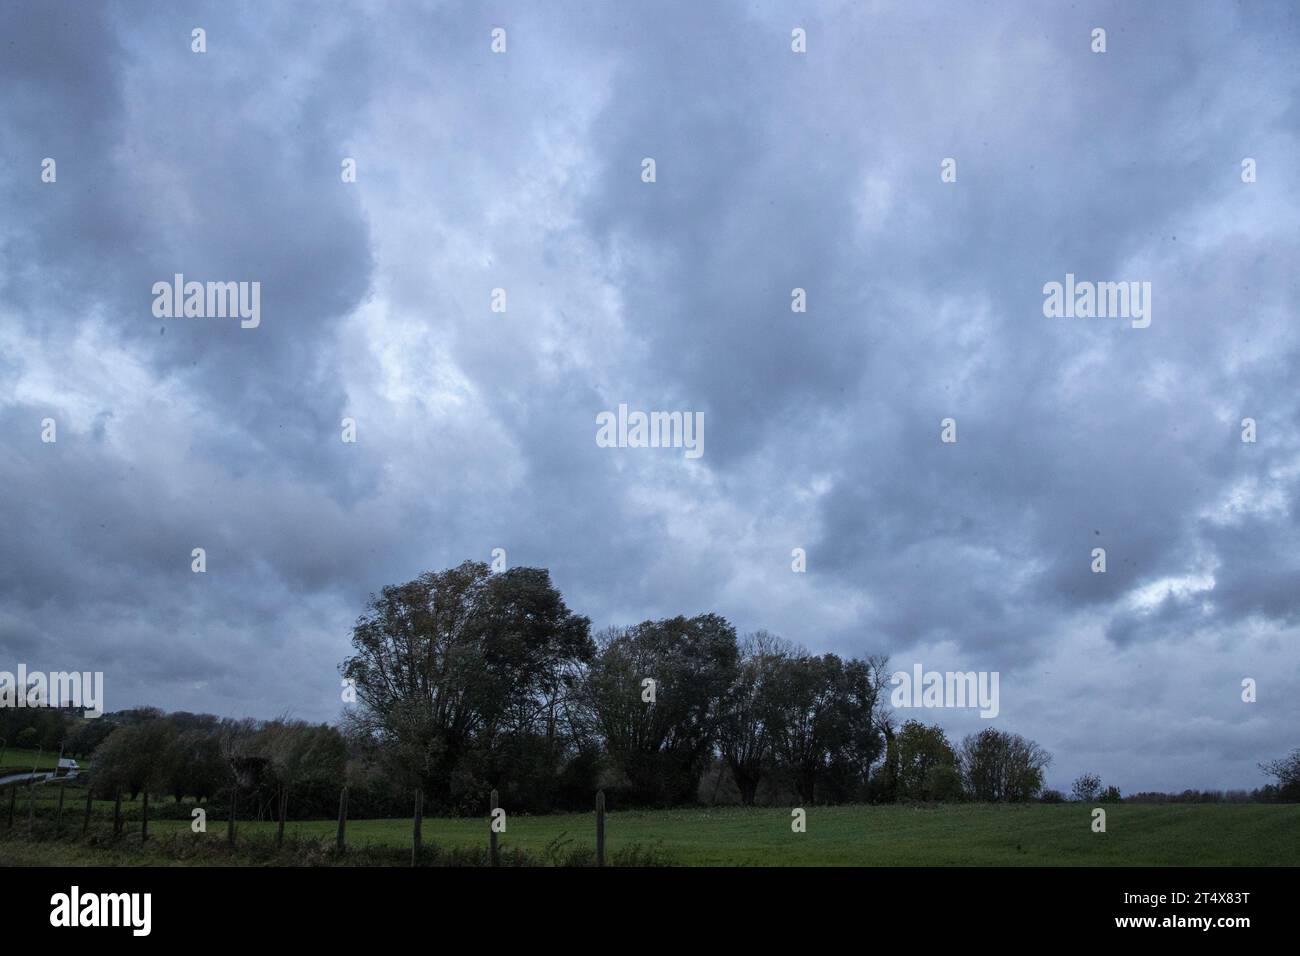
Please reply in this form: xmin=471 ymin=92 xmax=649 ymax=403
xmin=26 ymin=783 xmax=35 ymax=834
xmin=411 ymin=788 xmax=423 ymax=866
xmin=336 ymin=786 xmax=348 ymax=852
xmin=489 ymin=788 xmax=500 ymax=867
xmin=596 ymin=790 xmax=606 ymax=867
xmin=82 ymin=787 xmax=93 ymax=835
xmin=56 ymin=785 xmax=66 ymax=831
xmin=141 ymin=788 xmax=150 ymax=842
xmin=276 ymin=787 xmax=287 ymax=847
xmin=5 ymin=785 xmax=14 ymax=829
xmin=227 ymin=787 xmax=237 ymax=848
xmin=112 ymin=788 xmax=123 ymax=838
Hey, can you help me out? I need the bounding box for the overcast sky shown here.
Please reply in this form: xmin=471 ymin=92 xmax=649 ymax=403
xmin=2 ymin=0 xmax=1298 ymax=793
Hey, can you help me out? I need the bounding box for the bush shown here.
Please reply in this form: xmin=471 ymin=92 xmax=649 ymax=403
xmin=1071 ymin=773 xmax=1102 ymax=802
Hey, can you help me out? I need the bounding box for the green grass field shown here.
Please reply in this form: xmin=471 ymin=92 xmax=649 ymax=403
xmin=0 ymin=748 xmax=59 ymax=772
xmin=3 ymin=791 xmax=1297 ymax=866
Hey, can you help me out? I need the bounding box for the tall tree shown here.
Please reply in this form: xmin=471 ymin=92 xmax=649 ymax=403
xmin=340 ymin=561 xmax=591 ymax=809
xmin=718 ymin=631 xmax=792 ymax=806
xmin=770 ymin=653 xmax=890 ymax=804
xmin=959 ymin=727 xmax=1051 ymax=802
xmin=90 ymin=717 xmax=178 ymax=800
xmin=894 ymin=720 xmax=960 ymax=802
xmin=583 ymin=614 xmax=739 ymax=806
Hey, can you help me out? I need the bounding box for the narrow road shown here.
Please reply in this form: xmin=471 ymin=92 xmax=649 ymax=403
xmin=0 ymin=771 xmax=77 ymax=788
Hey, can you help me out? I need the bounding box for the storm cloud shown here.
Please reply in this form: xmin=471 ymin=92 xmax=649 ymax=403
xmin=1 ymin=0 xmax=1297 ymax=792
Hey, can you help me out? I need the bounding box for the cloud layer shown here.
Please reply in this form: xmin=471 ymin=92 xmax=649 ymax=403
xmin=2 ymin=0 xmax=1298 ymax=792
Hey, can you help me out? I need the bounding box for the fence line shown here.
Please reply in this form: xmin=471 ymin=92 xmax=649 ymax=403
xmin=4 ymin=781 xmax=618 ymax=866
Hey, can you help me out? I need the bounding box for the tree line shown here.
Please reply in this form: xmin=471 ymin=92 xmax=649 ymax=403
xmin=337 ymin=560 xmax=1058 ymax=813
xmin=54 ymin=709 xmax=347 ymax=820
xmin=17 ymin=560 xmax=1298 ymax=816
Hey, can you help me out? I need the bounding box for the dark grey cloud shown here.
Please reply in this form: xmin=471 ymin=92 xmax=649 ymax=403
xmin=1 ymin=0 xmax=1297 ymax=792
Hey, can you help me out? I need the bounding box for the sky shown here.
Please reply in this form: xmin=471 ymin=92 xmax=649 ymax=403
xmin=1 ymin=0 xmax=1298 ymax=794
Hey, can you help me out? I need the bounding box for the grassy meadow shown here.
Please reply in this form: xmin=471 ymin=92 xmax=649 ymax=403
xmin=2 ymin=784 xmax=1296 ymax=866
xmin=0 ymin=748 xmax=59 ymax=772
